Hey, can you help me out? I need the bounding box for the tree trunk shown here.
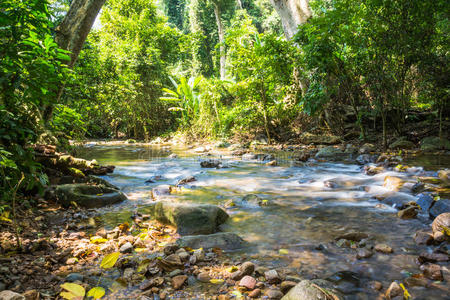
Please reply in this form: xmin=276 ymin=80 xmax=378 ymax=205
xmin=55 ymin=0 xmax=106 ymax=68
xmin=269 ymin=0 xmax=311 ymax=39
xmin=44 ymin=0 xmax=105 ymax=123
xmin=236 ymin=0 xmax=243 ymax=9
xmin=213 ymin=2 xmax=226 ymax=80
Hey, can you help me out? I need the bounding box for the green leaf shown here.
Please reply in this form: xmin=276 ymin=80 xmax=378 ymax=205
xmin=60 ymin=283 xmax=85 ymax=299
xmin=100 ymin=252 xmax=120 ymax=269
xmin=87 ymin=286 xmax=105 ymax=299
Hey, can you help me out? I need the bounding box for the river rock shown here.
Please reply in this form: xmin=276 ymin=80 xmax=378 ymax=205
xmin=248 ymin=288 xmax=261 ymax=298
xmin=335 ymin=232 xmax=368 ymax=242
xmin=414 ymin=232 xmax=434 ymax=245
xmin=385 ymin=282 xmax=402 ymax=300
xmin=359 ymin=143 xmax=375 ymax=154
xmin=382 ymin=193 xmax=416 ymax=209
xmin=176 ymin=232 xmax=246 ymax=250
xmin=374 ymin=244 xmax=393 ymax=254
xmin=0 ymin=291 xmax=24 ymax=300
xmin=398 ymin=206 xmax=418 ymax=219
xmin=119 ymin=242 xmax=133 ymax=253
xmin=420 ymin=263 xmax=443 ymax=281
xmin=420 ymin=136 xmax=450 ymax=151
xmin=265 ymin=270 xmax=281 ymax=284
xmin=431 ymin=212 xmax=450 ymax=235
xmin=356 ymin=154 xmax=377 ymax=165
xmin=152 ymin=185 xmax=171 ymax=201
xmin=240 ymin=262 xmax=255 ymax=276
xmin=315 ymin=147 xmax=345 ymax=160
xmin=239 ymin=276 xmax=256 ymax=290
xmin=158 ymin=254 xmax=183 ymax=272
xmin=177 ymin=176 xmax=196 ymax=186
xmin=416 ymin=193 xmax=434 ymax=212
xmin=55 ymin=183 xmax=126 ymax=208
xmin=418 ymin=252 xmax=449 ymax=263
xmin=197 ymin=272 xmax=210 ymax=283
xmin=389 ymin=137 xmax=415 ymax=150
xmin=281 ymin=280 xmax=343 ymax=300
xmin=429 ymin=200 xmax=450 ymax=219
xmin=280 ymin=281 xmax=297 ymax=294
xmin=438 ymin=169 xmax=450 ymax=183
xmin=356 ymin=248 xmax=373 ymax=259
xmin=200 ymin=159 xmax=221 ymax=168
xmin=172 ymin=275 xmax=188 ymax=290
xmin=265 ymin=289 xmax=284 ymax=299
xmin=66 ymin=273 xmax=84 ymax=282
xmin=152 ymin=202 xmax=229 ymax=235
xmin=241 ymin=194 xmax=268 ymax=206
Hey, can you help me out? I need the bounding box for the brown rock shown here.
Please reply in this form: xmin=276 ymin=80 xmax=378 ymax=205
xmin=374 ymin=244 xmax=393 ymax=254
xmin=404 ymin=275 xmax=428 ymax=287
xmin=240 ymin=261 xmax=255 ymax=276
xmin=158 ymin=254 xmax=183 ymax=272
xmin=414 ymin=232 xmax=433 ymax=245
xmin=335 ymin=232 xmax=368 ymax=242
xmin=264 ymin=269 xmax=281 ymax=284
xmin=385 ymin=282 xmax=402 ymax=300
xmin=23 ymin=290 xmax=39 ymax=300
xmin=280 ymin=281 xmax=297 ymax=294
xmin=265 ymin=289 xmax=283 ymax=299
xmin=420 ymin=263 xmax=443 ymax=281
xmin=172 ymin=275 xmax=188 ymax=290
xmin=197 ymin=272 xmax=211 ymax=283
xmin=248 ymin=288 xmax=261 ymax=298
xmin=367 ymin=281 xmax=382 ymax=291
xmin=432 ymin=213 xmax=450 ymax=235
xmin=230 ymin=270 xmax=244 ymax=281
xmin=397 ymin=206 xmax=418 ymax=219
xmin=239 ymin=276 xmax=256 ymax=290
xmin=418 ymin=252 xmax=449 ymax=263
xmin=433 ymin=231 xmax=446 ymax=243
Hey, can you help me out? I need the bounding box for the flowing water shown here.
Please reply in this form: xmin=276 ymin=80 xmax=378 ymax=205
xmin=76 ymin=143 xmax=449 ymax=299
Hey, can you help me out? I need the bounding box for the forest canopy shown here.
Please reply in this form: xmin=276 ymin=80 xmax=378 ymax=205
xmin=0 ymin=0 xmax=449 ymax=199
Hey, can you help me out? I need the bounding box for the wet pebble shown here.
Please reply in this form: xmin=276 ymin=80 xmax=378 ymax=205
xmin=248 ymin=288 xmax=261 ymax=298
xmin=65 ymin=273 xmax=84 ymax=282
xmin=385 ymin=282 xmax=402 ymax=300
xmin=397 ymin=206 xmax=418 ymax=219
xmin=264 ymin=289 xmax=283 ymax=299
xmin=414 ymin=232 xmax=434 ymax=245
xmin=374 ymin=244 xmax=393 ymax=254
xmin=239 ymin=276 xmax=256 ymax=290
xmin=264 ymin=270 xmax=281 ymax=284
xmin=240 ymin=261 xmax=255 ymax=276
xmin=172 ymin=275 xmax=188 ymax=290
xmin=119 ymin=242 xmax=133 ymax=253
xmin=280 ymin=281 xmax=297 ymax=294
xmin=197 ymin=272 xmax=210 ymax=283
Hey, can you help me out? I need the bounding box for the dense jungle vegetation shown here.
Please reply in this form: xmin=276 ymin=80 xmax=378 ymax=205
xmin=0 ymin=0 xmax=449 ymax=201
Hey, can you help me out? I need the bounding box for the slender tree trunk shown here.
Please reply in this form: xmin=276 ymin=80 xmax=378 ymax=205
xmin=213 ymin=2 xmax=226 ymax=80
xmin=44 ymin=0 xmax=106 ymax=123
xmin=236 ymin=0 xmax=243 ymax=9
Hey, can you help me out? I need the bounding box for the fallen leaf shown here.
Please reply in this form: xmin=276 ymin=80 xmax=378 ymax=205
xmin=100 ymin=252 xmax=120 ymax=269
xmin=279 ymin=249 xmax=289 ymax=255
xmin=60 ymin=283 xmax=85 ymax=299
xmin=87 ymin=286 xmax=105 ymax=299
xmin=209 ymin=279 xmax=224 ymax=284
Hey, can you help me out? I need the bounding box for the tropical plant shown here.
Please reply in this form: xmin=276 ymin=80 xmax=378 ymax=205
xmin=161 ymin=76 xmax=203 ymax=128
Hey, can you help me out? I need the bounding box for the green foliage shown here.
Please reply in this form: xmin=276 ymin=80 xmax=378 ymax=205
xmin=0 ymin=0 xmax=66 ymax=202
xmin=161 ymin=76 xmax=202 ymax=128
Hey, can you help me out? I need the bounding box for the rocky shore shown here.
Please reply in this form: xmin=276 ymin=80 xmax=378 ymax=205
xmin=0 ymin=138 xmax=449 ymax=300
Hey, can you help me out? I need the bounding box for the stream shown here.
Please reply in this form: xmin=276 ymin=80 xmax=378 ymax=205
xmin=76 ymin=143 xmax=449 ymax=299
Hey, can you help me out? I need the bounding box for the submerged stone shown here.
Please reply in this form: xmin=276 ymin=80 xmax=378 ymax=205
xmin=176 ymin=232 xmax=246 ymax=250
xmin=55 ymin=183 xmax=126 ymax=208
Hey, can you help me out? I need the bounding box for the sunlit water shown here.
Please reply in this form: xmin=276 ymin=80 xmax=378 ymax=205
xmin=76 ymin=144 xmax=449 ymax=299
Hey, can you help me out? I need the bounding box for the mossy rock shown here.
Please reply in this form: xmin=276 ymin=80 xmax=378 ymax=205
xmin=420 ymin=136 xmax=450 ymax=151
xmin=282 ymin=279 xmax=343 ymax=300
xmin=389 ymin=137 xmax=415 ymax=150
xmin=55 ymin=184 xmax=127 ymax=208
xmin=151 ymin=202 xmax=229 ymax=235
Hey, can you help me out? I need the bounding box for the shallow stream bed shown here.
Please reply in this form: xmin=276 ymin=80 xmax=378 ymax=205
xmin=76 ymin=144 xmax=449 ymax=299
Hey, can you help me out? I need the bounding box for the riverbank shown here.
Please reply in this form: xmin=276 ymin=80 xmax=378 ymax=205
xmin=0 ymin=140 xmax=449 ymax=299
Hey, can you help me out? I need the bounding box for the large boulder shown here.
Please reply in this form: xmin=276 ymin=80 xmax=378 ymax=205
xmin=176 ymin=232 xmax=247 ymax=250
xmin=420 ymin=137 xmax=450 ymax=151
xmin=300 ymin=133 xmax=341 ymax=145
xmin=389 ymin=137 xmax=415 ymax=150
xmin=430 ymin=199 xmax=450 ymax=219
xmin=152 ymin=202 xmax=229 ymax=235
xmin=55 ymin=184 xmax=127 ymax=208
xmin=281 ymin=280 xmax=343 ymax=300
xmin=432 ymin=213 xmax=450 ymax=235
xmin=315 ymin=147 xmax=345 ymax=160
